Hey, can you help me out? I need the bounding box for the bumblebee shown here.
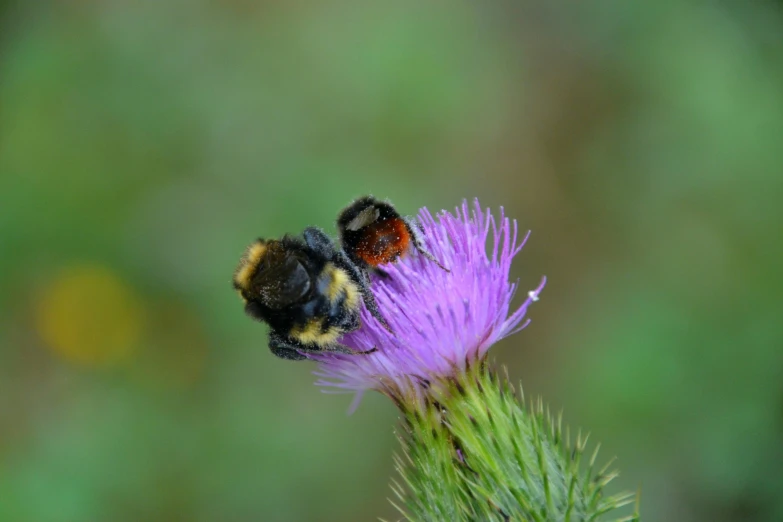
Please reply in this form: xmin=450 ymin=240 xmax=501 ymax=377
xmin=233 ymin=227 xmax=392 ymax=360
xmin=337 ymin=196 xmax=449 ymax=278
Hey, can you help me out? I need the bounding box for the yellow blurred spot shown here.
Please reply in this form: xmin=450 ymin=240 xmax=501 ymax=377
xmin=36 ymin=265 xmax=144 ymax=367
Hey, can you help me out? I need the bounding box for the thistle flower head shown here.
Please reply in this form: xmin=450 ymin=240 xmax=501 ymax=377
xmin=308 ymin=199 xmax=546 ymax=408
xmin=304 ymin=200 xmax=639 ymax=521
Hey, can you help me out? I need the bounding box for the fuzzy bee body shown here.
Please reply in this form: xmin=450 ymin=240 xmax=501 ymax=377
xmin=234 ymin=227 xmax=390 ymax=360
xmin=337 ymin=196 xmax=450 ymax=278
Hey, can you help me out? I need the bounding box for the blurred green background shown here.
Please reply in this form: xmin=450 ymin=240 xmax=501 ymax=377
xmin=1 ymin=1 xmax=782 ymax=521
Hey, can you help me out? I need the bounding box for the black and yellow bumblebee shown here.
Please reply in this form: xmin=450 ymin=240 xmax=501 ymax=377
xmin=337 ymin=196 xmax=449 ymax=279
xmin=233 ymin=227 xmax=392 ymax=360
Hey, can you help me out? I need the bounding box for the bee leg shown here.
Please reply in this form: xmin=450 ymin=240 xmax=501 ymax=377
xmin=402 ymin=216 xmax=450 ymax=272
xmin=353 ymin=275 xmax=394 ymax=334
xmin=371 ymin=267 xmax=392 ymax=280
xmin=359 ymin=281 xmax=394 ymax=334
xmin=269 ymin=331 xmax=376 ymax=358
xmin=327 ymin=343 xmax=378 ymax=356
xmin=268 ymin=331 xmax=308 ymax=361
xmin=302 ymin=226 xmax=337 ymax=256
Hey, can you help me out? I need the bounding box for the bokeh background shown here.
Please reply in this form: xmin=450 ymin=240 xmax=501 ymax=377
xmin=2 ymin=1 xmax=782 ymax=521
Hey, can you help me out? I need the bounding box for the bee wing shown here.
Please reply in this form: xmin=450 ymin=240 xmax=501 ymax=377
xmin=254 ymin=249 xmax=312 ymax=309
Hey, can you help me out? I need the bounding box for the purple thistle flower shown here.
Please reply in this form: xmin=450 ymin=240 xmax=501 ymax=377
xmin=308 ymin=199 xmax=546 ymax=410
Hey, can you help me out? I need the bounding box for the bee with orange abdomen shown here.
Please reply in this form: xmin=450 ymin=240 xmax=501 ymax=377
xmin=337 ymin=196 xmax=449 ymax=279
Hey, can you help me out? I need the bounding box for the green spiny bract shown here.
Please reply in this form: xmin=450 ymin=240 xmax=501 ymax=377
xmin=389 ymin=365 xmax=640 ymax=522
